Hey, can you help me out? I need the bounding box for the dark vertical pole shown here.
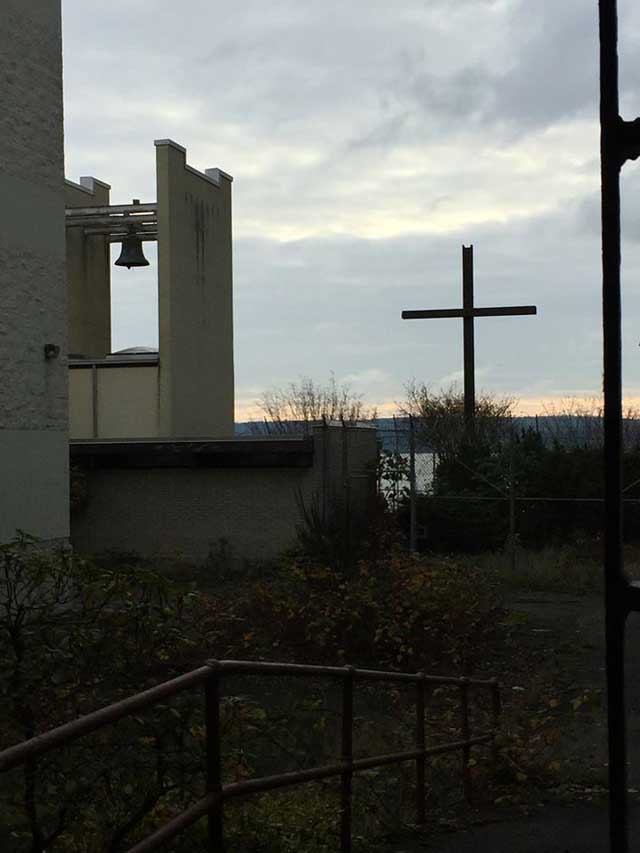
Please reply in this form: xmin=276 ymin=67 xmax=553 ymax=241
xmin=459 ymin=678 xmax=472 ymax=803
xmin=340 ymin=667 xmax=354 ymax=853
xmin=490 ymin=679 xmax=501 ymax=768
xmin=415 ymin=673 xmax=426 ymax=824
xmin=409 ymin=415 xmax=417 ymax=552
xmin=322 ymin=416 xmax=329 ymax=523
xmin=91 ymin=363 xmax=99 ymax=438
xmin=205 ymin=666 xmax=224 ymax=852
xmin=341 ymin=421 xmax=351 ymax=566
xmin=462 ymin=245 xmax=475 ymax=431
xmin=509 ymin=432 xmax=517 ymax=573
xmin=599 ymin=2 xmax=628 ymax=850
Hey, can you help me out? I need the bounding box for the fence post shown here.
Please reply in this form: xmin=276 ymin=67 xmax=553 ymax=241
xmin=459 ymin=678 xmax=472 ymax=804
xmin=509 ymin=432 xmax=517 ymax=573
xmin=340 ymin=666 xmax=354 ymax=853
xmin=415 ymin=672 xmax=426 ymax=824
xmin=341 ymin=420 xmax=351 ymax=564
xmin=322 ymin=416 xmax=329 ymax=524
xmin=205 ymin=663 xmax=224 ymax=852
xmin=490 ymin=678 xmax=501 ymax=768
xmin=409 ymin=416 xmax=417 ymax=553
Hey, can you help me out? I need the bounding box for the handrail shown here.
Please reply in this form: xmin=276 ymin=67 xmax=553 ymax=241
xmin=0 ymin=658 xmax=501 ymax=852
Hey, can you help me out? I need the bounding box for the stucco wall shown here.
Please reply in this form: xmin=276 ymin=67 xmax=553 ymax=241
xmin=70 ymin=426 xmax=377 ymax=564
xmin=0 ymin=0 xmax=69 ymax=543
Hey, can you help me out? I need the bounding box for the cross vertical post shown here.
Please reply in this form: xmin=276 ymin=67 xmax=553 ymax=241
xmin=401 ymin=245 xmax=536 ymax=429
xmin=462 ymin=245 xmax=475 ymax=428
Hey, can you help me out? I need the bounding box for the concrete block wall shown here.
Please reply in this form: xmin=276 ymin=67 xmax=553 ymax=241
xmin=70 ymin=425 xmax=378 ymax=565
xmin=0 ymin=0 xmax=69 ymax=544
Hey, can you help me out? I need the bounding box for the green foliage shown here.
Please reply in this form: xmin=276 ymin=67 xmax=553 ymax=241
xmin=235 ymin=553 xmax=503 ymax=675
xmin=0 ymin=537 xmax=505 ymax=850
xmin=0 ymin=535 xmax=222 ymax=851
xmin=377 ymin=449 xmax=410 ymax=513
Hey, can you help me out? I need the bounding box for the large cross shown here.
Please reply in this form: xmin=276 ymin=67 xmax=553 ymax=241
xmin=402 ymin=245 xmax=537 ymax=426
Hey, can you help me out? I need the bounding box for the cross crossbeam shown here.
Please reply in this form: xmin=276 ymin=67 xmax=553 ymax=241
xmin=401 ymin=245 xmax=537 ymax=426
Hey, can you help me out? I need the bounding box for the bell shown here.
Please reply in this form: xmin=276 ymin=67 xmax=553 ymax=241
xmin=114 ymin=230 xmax=149 ymax=269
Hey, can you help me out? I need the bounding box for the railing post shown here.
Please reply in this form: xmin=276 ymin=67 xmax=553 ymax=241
xmin=415 ymin=672 xmax=426 ymax=824
xmin=490 ymin=678 xmax=501 ymax=768
xmin=459 ymin=678 xmax=472 ymax=804
xmin=340 ymin=666 xmax=354 ymax=853
xmin=205 ymin=662 xmax=223 ymax=852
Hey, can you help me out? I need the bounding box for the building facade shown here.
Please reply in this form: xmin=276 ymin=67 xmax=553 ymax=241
xmin=0 ymin=0 xmax=69 ymax=544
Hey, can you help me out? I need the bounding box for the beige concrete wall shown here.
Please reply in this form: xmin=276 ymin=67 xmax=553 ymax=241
xmin=69 ymin=369 xmax=94 ymax=439
xmin=69 ymin=364 xmax=160 ymax=439
xmin=156 ymin=140 xmax=235 ymax=438
xmin=70 ymin=426 xmax=378 ymax=564
xmin=0 ymin=0 xmax=69 ymax=544
xmin=65 ymin=178 xmax=112 ymax=358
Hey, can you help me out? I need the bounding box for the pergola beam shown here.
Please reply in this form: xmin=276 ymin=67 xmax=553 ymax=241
xmin=65 ymin=202 xmax=157 ymax=217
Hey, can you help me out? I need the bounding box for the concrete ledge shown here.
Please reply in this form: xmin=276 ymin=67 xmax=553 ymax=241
xmin=71 ymin=437 xmax=315 ymax=469
xmin=69 ymin=356 xmax=160 ymax=369
xmin=64 ymin=176 xmax=111 ymax=195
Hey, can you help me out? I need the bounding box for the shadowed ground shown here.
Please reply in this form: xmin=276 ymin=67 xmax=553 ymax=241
xmin=391 ymin=589 xmax=640 ymax=851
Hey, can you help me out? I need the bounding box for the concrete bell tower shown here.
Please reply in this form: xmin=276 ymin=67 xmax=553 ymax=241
xmin=66 ymin=140 xmax=235 ymax=441
xmin=156 ymin=139 xmax=235 ymax=438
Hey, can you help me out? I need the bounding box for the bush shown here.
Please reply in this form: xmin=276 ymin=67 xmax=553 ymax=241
xmin=235 ymin=552 xmax=503 ymax=676
xmin=0 ymin=538 xmax=505 ymax=850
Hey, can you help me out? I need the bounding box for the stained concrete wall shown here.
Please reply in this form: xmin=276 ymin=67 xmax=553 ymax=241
xmin=156 ymin=140 xmax=235 ymax=438
xmin=0 ymin=0 xmax=69 ymax=544
xmin=70 ymin=426 xmax=377 ymax=564
xmin=65 ymin=178 xmax=112 ymax=358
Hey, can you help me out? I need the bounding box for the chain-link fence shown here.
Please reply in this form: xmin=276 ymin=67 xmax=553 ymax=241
xmin=377 ymin=415 xmax=640 ymax=557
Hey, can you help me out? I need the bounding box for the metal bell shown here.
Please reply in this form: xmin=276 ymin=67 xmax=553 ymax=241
xmin=114 ymin=230 xmax=149 ymax=269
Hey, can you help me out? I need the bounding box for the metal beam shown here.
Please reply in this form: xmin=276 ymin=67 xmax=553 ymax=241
xmin=66 ymin=215 xmax=157 ymax=229
xmin=65 ymin=202 xmax=157 ymax=217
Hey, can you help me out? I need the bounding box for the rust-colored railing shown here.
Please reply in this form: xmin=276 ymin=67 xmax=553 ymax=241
xmin=0 ymin=659 xmax=501 ymax=852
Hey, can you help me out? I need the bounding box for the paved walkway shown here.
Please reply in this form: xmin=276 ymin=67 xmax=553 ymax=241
xmin=389 ymin=803 xmax=640 ymax=852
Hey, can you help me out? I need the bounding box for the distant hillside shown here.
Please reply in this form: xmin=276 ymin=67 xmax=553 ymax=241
xmin=236 ymin=416 xmax=640 ymax=450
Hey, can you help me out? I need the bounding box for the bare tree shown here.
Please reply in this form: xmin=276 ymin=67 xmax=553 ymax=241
xmin=253 ymin=373 xmax=377 ymax=434
xmin=403 ymin=381 xmax=514 ymax=457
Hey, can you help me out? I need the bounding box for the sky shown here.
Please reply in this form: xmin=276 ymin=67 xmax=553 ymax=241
xmin=61 ymin=0 xmax=640 ymax=420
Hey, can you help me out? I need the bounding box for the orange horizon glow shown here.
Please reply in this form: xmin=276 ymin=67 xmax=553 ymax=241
xmin=234 ymin=394 xmax=640 ymax=423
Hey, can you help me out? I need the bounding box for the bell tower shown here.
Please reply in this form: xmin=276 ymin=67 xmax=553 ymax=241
xmin=65 ymin=140 xmax=235 ymax=440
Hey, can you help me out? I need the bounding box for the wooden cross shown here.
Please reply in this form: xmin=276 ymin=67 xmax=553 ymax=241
xmin=402 ymin=245 xmax=537 ymax=426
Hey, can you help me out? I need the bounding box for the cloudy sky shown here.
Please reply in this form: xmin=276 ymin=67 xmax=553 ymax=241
xmin=61 ymin=0 xmax=640 ymax=419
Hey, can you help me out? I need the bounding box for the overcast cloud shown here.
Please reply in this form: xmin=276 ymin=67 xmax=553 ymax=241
xmin=61 ymin=0 xmax=640 ymax=418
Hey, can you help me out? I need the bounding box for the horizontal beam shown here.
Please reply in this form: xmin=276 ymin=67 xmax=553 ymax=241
xmin=65 ymin=203 xmax=157 ymax=217
xmin=474 ymin=305 xmax=537 ymax=317
xmin=108 ymin=233 xmax=158 ymax=243
xmin=66 ymin=215 xmax=157 ymax=229
xmin=402 ymin=305 xmax=537 ymax=320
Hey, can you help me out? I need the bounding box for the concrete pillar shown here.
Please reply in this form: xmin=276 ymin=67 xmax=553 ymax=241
xmin=0 ymin=0 xmax=69 ymax=544
xmin=155 ymin=139 xmax=235 ymax=438
xmin=65 ymin=177 xmax=112 ymax=357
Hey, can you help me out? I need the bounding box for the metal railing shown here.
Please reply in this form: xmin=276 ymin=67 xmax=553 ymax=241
xmin=0 ymin=659 xmax=501 ymax=852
